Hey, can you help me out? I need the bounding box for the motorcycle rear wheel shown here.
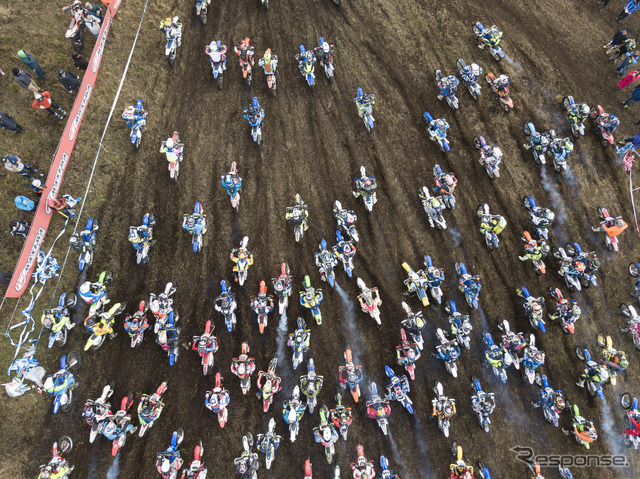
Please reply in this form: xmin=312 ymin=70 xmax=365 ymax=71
xmin=490 ymin=49 xmax=501 ymax=61
xmin=473 ymin=136 xmax=484 ymax=150
xmin=59 ymin=435 xmax=74 ymax=454
xmin=67 ymin=351 xmax=82 ymax=370
xmin=621 ymin=392 xmax=632 ymax=409
xmin=575 ymin=346 xmax=585 ymax=361
xmin=629 ymin=263 xmax=640 ymax=277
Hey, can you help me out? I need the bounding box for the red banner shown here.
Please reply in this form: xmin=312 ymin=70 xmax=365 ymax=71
xmin=5 ymin=0 xmax=122 ymax=298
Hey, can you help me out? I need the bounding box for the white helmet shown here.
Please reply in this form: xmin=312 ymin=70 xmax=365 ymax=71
xmin=322 ymin=42 xmax=330 ymax=53
xmin=161 ymin=458 xmax=170 ymax=473
xmin=209 ymin=41 xmax=217 ymax=51
xmin=172 ymin=16 xmax=179 ymax=24
xmin=471 ymin=64 xmax=480 ymax=76
xmin=166 ymin=138 xmax=174 ymax=148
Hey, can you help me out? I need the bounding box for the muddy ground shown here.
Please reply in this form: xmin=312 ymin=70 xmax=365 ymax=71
xmin=13 ymin=0 xmax=640 ymax=477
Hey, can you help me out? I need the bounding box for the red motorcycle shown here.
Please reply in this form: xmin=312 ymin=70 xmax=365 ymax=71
xmin=621 ymin=393 xmax=640 ymax=449
xmin=191 ymin=319 xmax=218 ymax=375
xmin=256 ymin=358 xmax=281 ymax=413
xmin=590 ymin=105 xmax=617 ymax=147
xmin=123 ymin=300 xmax=149 ymax=348
xmin=396 ymin=328 xmax=421 ymax=380
xmin=205 ymin=372 xmax=230 ymax=428
xmin=180 ymin=441 xmax=207 ymax=479
xmin=231 ymin=342 xmax=256 ymax=394
xmin=62 ymin=2 xmax=85 ymax=51
xmin=549 ymin=288 xmax=580 ymax=334
xmin=250 ymin=281 xmax=274 ymax=334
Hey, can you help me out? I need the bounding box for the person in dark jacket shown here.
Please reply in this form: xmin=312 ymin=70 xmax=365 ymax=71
xmin=0 ymin=113 xmax=25 ymax=133
xmin=605 ymin=30 xmax=629 ymax=50
xmin=17 ymin=50 xmax=45 ymax=79
xmin=72 ymin=53 xmax=88 ymax=71
xmin=624 ymin=85 xmax=640 ymax=108
xmin=58 ymin=70 xmax=81 ymax=94
xmin=12 ymin=68 xmax=40 ymax=93
xmin=2 ymin=155 xmax=40 ymax=180
xmin=9 ymin=220 xmax=31 ymax=238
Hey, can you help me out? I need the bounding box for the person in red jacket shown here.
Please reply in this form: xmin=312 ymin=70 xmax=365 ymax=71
xmin=32 ymin=92 xmax=66 ymax=119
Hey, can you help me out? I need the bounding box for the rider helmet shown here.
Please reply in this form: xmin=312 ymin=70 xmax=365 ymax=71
xmin=142 ymin=405 xmax=153 ymax=417
xmin=620 ymin=356 xmax=629 ymax=369
xmin=161 ymin=459 xmax=171 ymax=473
xmin=471 ymin=63 xmax=480 ymax=76
xmin=172 ymin=16 xmax=179 ymax=24
xmin=444 ymin=174 xmax=454 ymax=186
xmin=555 ymin=395 xmax=565 ymax=410
xmin=322 ymin=42 xmax=330 ymax=53
xmin=363 ymin=177 xmax=372 ymax=187
xmin=580 ymin=104 xmax=590 ymax=116
xmin=44 ymin=377 xmax=54 ymax=390
xmin=264 ymin=48 xmax=271 ymax=62
xmin=575 ymin=261 xmax=586 ymax=273
xmin=166 ymin=138 xmax=174 ymax=148
xmin=209 ymin=41 xmax=218 ymax=51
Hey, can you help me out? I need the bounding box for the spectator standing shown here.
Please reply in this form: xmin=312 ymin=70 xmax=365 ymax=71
xmin=32 ymin=92 xmax=66 ymax=119
xmin=619 ymin=70 xmax=640 ymax=89
xmin=30 ymin=179 xmax=45 ymax=196
xmin=58 ymin=70 xmax=81 ymax=94
xmin=0 ymin=113 xmax=26 ymax=133
xmin=72 ymin=53 xmax=88 ymax=70
xmin=618 ymin=0 xmax=640 ymax=22
xmin=1 ymin=155 xmax=41 ymax=180
xmin=623 ymin=85 xmax=640 ymax=108
xmin=17 ymin=50 xmax=45 ymax=79
xmin=12 ymin=68 xmax=40 ymax=93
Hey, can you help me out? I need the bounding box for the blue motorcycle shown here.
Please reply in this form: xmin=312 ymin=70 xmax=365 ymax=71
xmin=69 ymin=217 xmax=99 ymax=271
xmin=470 ymin=376 xmax=495 ymax=433
xmin=435 ymin=328 xmax=460 ymax=378
xmin=42 ymin=352 xmax=81 ymax=414
xmin=455 ymin=262 xmax=480 ymax=309
xmin=423 ymin=112 xmax=450 ymax=152
xmin=245 ymin=97 xmax=263 ymax=145
xmin=316 ymin=239 xmax=338 ymax=287
xmin=333 ymin=230 xmax=355 ymax=278
xmin=384 ymin=365 xmax=413 ymax=414
xmin=483 ymin=332 xmax=510 ymax=383
xmin=122 ymin=99 xmax=146 ymax=149
xmin=221 ymin=161 xmax=242 ymax=210
xmin=380 ymin=455 xmax=400 ymax=479
xmin=298 ymin=45 xmax=316 ymax=87
xmin=477 ymin=461 xmax=494 ymax=479
xmin=355 ymin=87 xmax=375 ymax=132
xmin=182 ymin=202 xmax=206 ymax=252
xmin=472 ymin=22 xmax=505 ymax=61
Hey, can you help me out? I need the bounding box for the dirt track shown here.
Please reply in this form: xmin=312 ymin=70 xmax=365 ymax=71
xmin=25 ymin=0 xmax=640 ymax=477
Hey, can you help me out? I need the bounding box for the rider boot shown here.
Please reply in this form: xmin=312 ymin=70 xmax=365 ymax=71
xmin=576 ymin=378 xmax=585 ymax=387
xmin=518 ymin=256 xmax=527 ymax=261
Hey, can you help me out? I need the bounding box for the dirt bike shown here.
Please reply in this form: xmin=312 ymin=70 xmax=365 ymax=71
xmin=316 ymin=240 xmax=337 ymax=287
xmin=446 ymin=301 xmax=472 ymax=349
xmin=470 ymin=376 xmax=494 ymax=433
xmin=83 ymin=384 xmax=114 ymax=443
xmin=160 ymin=131 xmax=183 ymax=181
xmin=258 ymin=358 xmax=281 ymax=413
xmin=193 ymin=320 xmax=218 ymax=375
xmin=523 ymin=122 xmax=550 ymax=165
xmin=207 ymin=41 xmax=226 ymax=89
xmin=195 ymin=0 xmax=208 ymax=24
xmin=420 ymin=186 xmax=448 ymax=230
xmin=183 ymin=202 xmax=206 ymax=252
xmin=590 ymin=105 xmax=615 ymax=147
xmin=534 ymin=374 xmax=564 ymax=427
xmin=621 ymin=393 xmax=640 ymax=449
xmin=386 ymin=365 xmax=414 ymax=414
xmin=594 ymin=206 xmax=627 ymax=251
xmin=41 ymin=294 xmax=75 ymax=349
xmin=231 ymin=236 xmax=252 ymax=286
xmin=397 ymin=328 xmax=421 ymax=379
xmin=222 ymin=161 xmax=241 ymax=210
xmin=213 ymin=280 xmax=236 ymax=332
xmin=338 ymin=348 xmax=363 ymax=402
xmin=457 ymin=59 xmax=482 ymax=99
xmin=63 ymin=3 xmax=85 ymax=52
xmin=129 ymin=213 xmax=156 ymax=266
xmin=318 ymin=37 xmax=335 ymax=81
xmin=521 ymin=231 xmax=547 ymax=275
xmin=432 ymin=164 xmax=456 ymax=209
xmin=485 ymin=72 xmax=513 ymax=111
xmin=402 ymin=261 xmax=429 ymax=306
xmin=330 ymin=393 xmax=352 ymax=440
xmin=497 ymin=319 xmax=524 ymax=370
xmin=103 ymin=394 xmax=135 ymax=456
xmin=366 ymin=382 xmax=390 ymax=435
xmin=423 ymin=111 xmax=450 ymax=151
xmin=301 ymin=358 xmax=323 ymax=413
xmin=157 ymin=316 xmax=181 ymax=366
xmin=288 ymin=317 xmax=310 ymax=370
xmin=282 ymin=385 xmax=305 ymax=442
xmin=356 ymin=277 xmax=382 ymax=325
xmin=38 ymin=436 xmax=74 ymax=479
xmin=231 ymin=342 xmax=256 ymax=395
xmin=355 ymin=88 xmax=375 ymax=132
xmin=575 ymin=348 xmax=608 ymax=399
xmin=300 ymin=275 xmax=323 ymax=325
xmin=298 ymin=45 xmax=316 ymax=87
xmin=84 ymin=302 xmax=126 ymax=351
xmin=43 ymin=352 xmax=81 ymax=414
xmin=333 ymin=200 xmax=359 ymax=242
xmin=517 ymin=286 xmax=546 ymax=333
xmin=257 ymin=418 xmax=280 ymax=470
xmin=474 ymin=135 xmax=501 ymax=179
xmin=123 ymin=300 xmax=149 ymax=348
xmin=424 ymin=255 xmax=445 ymax=303
xmin=435 ymin=69 xmax=459 ymax=110
xmin=248 ymin=97 xmax=262 ymax=145
xmin=250 ymin=281 xmax=274 ymax=334
xmin=354 ymin=165 xmax=377 ymax=212
xmin=477 ymin=204 xmax=504 ymax=250
xmin=563 ymin=96 xmax=589 ymax=137
xmin=432 ymin=382 xmax=453 ymax=435
xmin=205 ymin=372 xmax=229 ymax=428
xmin=473 ymin=22 xmax=505 ymax=61
xmin=314 ymin=405 xmax=338 ymax=464
xmin=549 ymin=288 xmax=580 ymax=334
xmin=435 ymin=328 xmax=459 ymax=378
xmin=620 ymin=303 xmax=640 ymax=350
xmin=181 ymin=441 xmax=207 ymax=479
xmin=455 ymin=262 xmax=480 ymax=309
xmin=138 ymin=381 xmax=167 ymax=437
xmin=69 ymin=217 xmax=98 ymax=271
xmin=272 ymin=263 xmax=292 ymax=315
xmin=522 ymin=196 xmax=552 ymax=240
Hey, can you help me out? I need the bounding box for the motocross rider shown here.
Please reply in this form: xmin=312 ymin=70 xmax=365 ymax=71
xmin=157 ymin=439 xmax=183 ymax=478
xmin=567 ymin=409 xmax=598 ymax=445
xmin=432 ymin=391 xmax=456 ymax=419
xmin=437 ymin=74 xmax=460 ymax=100
xmin=435 ymin=339 xmax=459 ymax=363
xmin=459 ymin=273 xmax=481 ymax=298
xmin=48 ymin=195 xmax=80 ymax=219
xmin=234 ymin=449 xmax=258 ymax=478
xmin=230 ymin=244 xmax=254 ymax=280
xmin=568 ymin=102 xmax=590 ymax=125
xmin=159 ymin=134 xmax=183 ymax=164
xmin=522 ymin=344 xmax=546 ymax=371
xmin=129 ymin=215 xmax=155 ymax=251
xmin=139 ymin=388 xmax=164 ymax=424
xmin=285 ymin=194 xmax=309 ymax=231
xmin=550 ymin=136 xmax=574 ymax=161
xmin=159 ymin=16 xmax=182 ymax=47
xmin=182 ymin=207 xmax=207 ymax=237
xmin=351 ymin=450 xmax=376 ymax=478
xmin=314 ymin=40 xmax=335 ymax=66
xmin=402 ymin=303 xmax=426 ymax=338
xmin=460 ymin=62 xmax=482 ymax=84
xmin=357 ymin=283 xmax=381 ymax=312
xmin=479 ymin=211 xmax=507 ymax=238
xmin=257 ymin=424 xmax=281 ymax=457
xmin=485 ymin=342 xmax=508 ymax=370
xmin=205 ymin=380 xmax=229 ymax=413
xmin=315 ymin=243 xmax=338 ymax=281
xmin=333 ymin=235 xmax=356 ymax=264
xmin=250 ymin=287 xmax=274 ymax=317
xmin=500 ymin=325 xmax=527 ymax=354
xmin=338 ymin=359 xmax=363 ymax=389
xmin=524 ymin=128 xmax=550 ymax=153
xmin=425 ymin=263 xmax=445 ymax=289
xmin=398 ymin=335 xmax=422 ymax=363
xmin=549 ymin=294 xmax=581 ymax=324
xmin=295 ymin=49 xmax=316 ymax=75
xmin=242 ymin=102 xmax=265 ymax=126
xmin=428 ymin=117 xmax=449 ymax=139
xmin=592 ymin=213 xmax=628 ymax=239
xmin=214 ymin=287 xmax=237 ymax=317
xmin=527 ymin=205 xmax=554 ymax=234
xmin=434 ymin=170 xmax=458 ymax=197
xmin=234 ymin=37 xmax=254 ymax=69
xmin=85 ymin=308 xmax=118 ymax=339
xmin=300 ymin=366 xmax=323 ymax=402
xmin=353 ymin=171 xmax=377 ymax=200
xmin=576 ymin=360 xmax=608 ymax=388
xmin=471 ymin=388 xmax=496 ymax=417
xmin=333 ymin=201 xmax=357 ymax=231
xmin=256 ymin=368 xmax=281 ymax=399
xmin=354 ymin=90 xmax=375 ymax=117
xmin=522 ymin=294 xmax=545 ymax=321
xmin=206 ymin=40 xmax=227 ymax=70
xmin=532 ymin=384 xmax=565 ymax=411
xmin=39 ymin=441 xmax=74 ymax=479
xmin=451 ymin=460 xmax=473 ymax=479
xmin=478 ymin=25 xmax=502 ymax=49
xmin=287 ymin=318 xmax=310 ymax=352
xmin=601 ymin=344 xmax=629 ymax=375
xmin=595 ymin=111 xmax=620 ymax=134
xmin=258 ymin=48 xmax=278 ymax=75
xmin=191 ymin=324 xmax=218 ymax=357
xmin=41 ymin=304 xmax=74 ymax=334
xmin=122 ymin=104 xmax=147 ymax=132
xmin=490 ymin=74 xmax=511 ymax=96
xmin=419 ymin=191 xmax=445 ymax=223
xmin=519 ymin=235 xmax=550 ymax=262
